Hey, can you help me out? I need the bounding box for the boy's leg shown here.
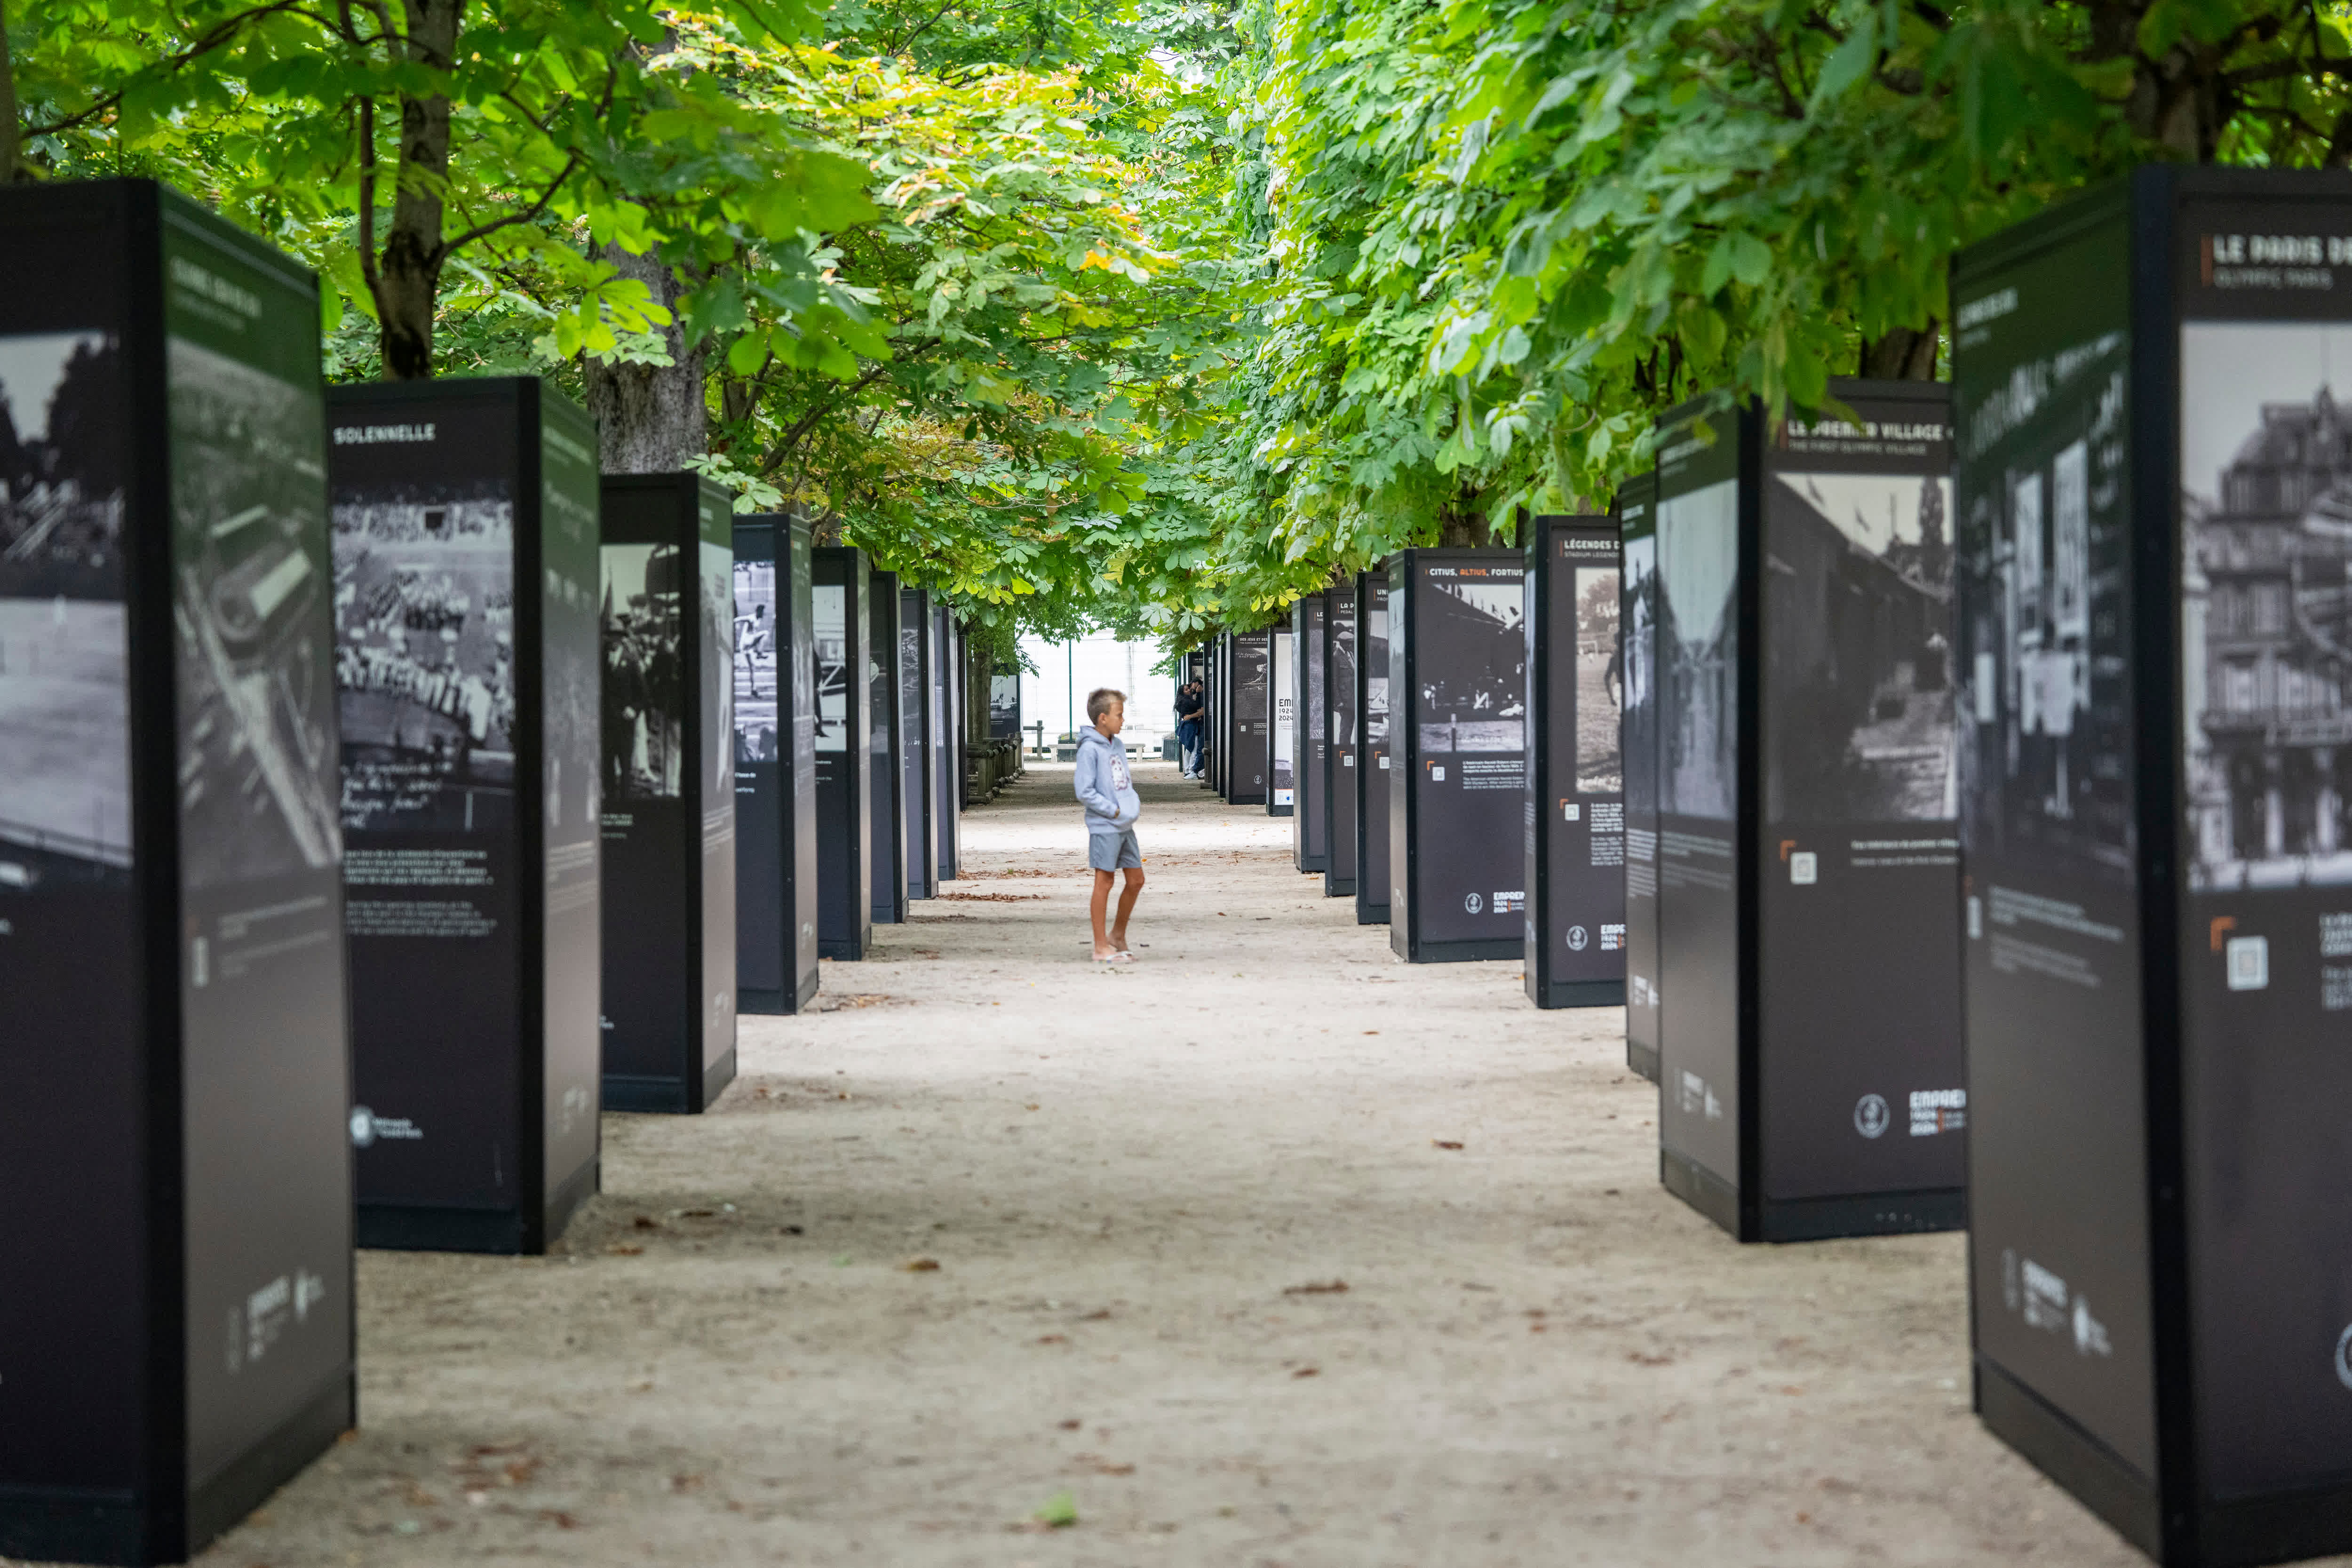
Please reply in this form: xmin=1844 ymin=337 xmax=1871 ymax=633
xmin=1110 ymin=865 xmax=1144 ymax=950
xmin=1091 ymin=868 xmax=1118 ymax=958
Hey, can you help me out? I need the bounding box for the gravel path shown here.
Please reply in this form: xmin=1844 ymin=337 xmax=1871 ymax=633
xmin=188 ymin=760 xmax=2179 ymax=1568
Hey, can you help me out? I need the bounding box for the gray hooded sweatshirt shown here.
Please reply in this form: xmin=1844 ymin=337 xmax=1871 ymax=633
xmin=1073 ymin=726 xmax=1141 ymax=835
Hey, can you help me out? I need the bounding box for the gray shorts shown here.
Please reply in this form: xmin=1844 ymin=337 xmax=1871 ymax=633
xmin=1088 ymin=828 xmax=1142 ymax=871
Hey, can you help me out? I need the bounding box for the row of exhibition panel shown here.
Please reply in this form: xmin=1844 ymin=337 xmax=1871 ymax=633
xmin=0 ymin=181 xmax=984 ymax=1566
xmin=1184 ymin=168 xmax=2352 ymax=1568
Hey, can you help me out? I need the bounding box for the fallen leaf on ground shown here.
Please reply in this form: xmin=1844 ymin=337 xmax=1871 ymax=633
xmin=1034 ymin=1491 xmax=1079 ymax=1528
xmin=604 ymin=1244 xmax=643 ymax=1257
xmin=1432 ymin=1140 xmax=1464 ymax=1151
xmin=1291 ymin=1366 xmax=1321 ymax=1379
xmin=1037 ymin=1334 xmax=1068 ymax=1345
xmin=1057 ymin=1419 xmax=1082 ymax=1430
xmin=1079 ymin=1308 xmax=1111 ymax=1320
xmin=1282 ymin=1281 xmax=1349 ymax=1296
xmin=1629 ymin=1351 xmax=1674 ymax=1367
xmin=902 ymin=1258 xmax=941 ymax=1272
xmin=631 ymin=1216 xmax=660 ymax=1230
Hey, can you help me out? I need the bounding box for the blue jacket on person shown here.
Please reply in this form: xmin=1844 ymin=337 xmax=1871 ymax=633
xmin=1073 ymin=726 xmax=1141 ymax=834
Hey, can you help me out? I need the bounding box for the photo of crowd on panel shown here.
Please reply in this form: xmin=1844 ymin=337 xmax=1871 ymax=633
xmin=603 ymin=542 xmax=684 ymax=802
xmin=0 ymin=329 xmax=130 ymax=893
xmin=333 ymin=480 xmax=516 ymax=837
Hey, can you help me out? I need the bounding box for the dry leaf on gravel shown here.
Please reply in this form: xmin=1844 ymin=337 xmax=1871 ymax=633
xmin=1282 ymin=1281 xmax=1349 ymax=1296
xmin=902 ymin=1258 xmax=941 ymax=1272
xmin=604 ymin=1244 xmax=643 ymax=1256
xmin=1291 ymin=1366 xmax=1321 ymax=1379
xmin=1431 ymin=1140 xmax=1465 ymax=1151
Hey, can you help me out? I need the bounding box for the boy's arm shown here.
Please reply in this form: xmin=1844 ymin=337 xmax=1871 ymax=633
xmin=1073 ymin=749 xmax=1117 ymax=819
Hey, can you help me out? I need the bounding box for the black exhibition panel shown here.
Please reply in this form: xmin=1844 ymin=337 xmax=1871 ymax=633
xmin=1293 ymin=595 xmax=1329 ymax=869
xmin=1525 ymin=514 xmax=1628 ymax=1009
xmin=933 ymin=604 xmax=960 ymax=880
xmin=813 ymin=547 xmax=873 ymax=961
xmin=899 ymin=586 xmax=937 ymax=899
xmin=730 ymin=516 xmax=817 ymax=1012
xmin=1216 ymin=634 xmax=1232 ymax=798
xmin=1619 ymin=476 xmax=1663 ymax=1080
xmin=1270 ymin=627 xmax=1295 ymax=817
xmin=1648 ymin=379 xmax=1963 ymax=1244
xmin=867 ymin=569 xmax=906 ymax=923
xmin=0 ymin=179 xmax=354 ymax=1567
xmin=1389 ymin=549 xmax=1527 ymax=961
xmin=329 ymin=375 xmax=601 ymax=1254
xmin=1955 ymin=167 xmax=2352 ymax=1568
xmin=1356 ymin=568 xmax=1393 ymax=924
xmin=600 ymin=473 xmax=739 ymax=1109
xmin=1325 ymin=584 xmax=1359 ymax=897
xmin=1231 ymin=629 xmax=1270 ymax=804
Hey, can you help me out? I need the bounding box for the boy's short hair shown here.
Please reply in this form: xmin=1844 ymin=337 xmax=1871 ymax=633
xmin=1087 ymin=688 xmax=1125 ymax=722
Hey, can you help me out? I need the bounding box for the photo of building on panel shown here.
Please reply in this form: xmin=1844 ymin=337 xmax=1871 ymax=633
xmin=168 ymin=336 xmax=341 ymax=892
xmin=1657 ymin=479 xmax=1738 ymax=820
xmin=332 ymin=486 xmax=517 ymax=836
xmin=1416 ymin=575 xmax=1526 ymax=755
xmin=2183 ymin=322 xmax=2352 ymax=890
xmin=734 ymin=559 xmax=777 ymax=765
xmin=1575 ymin=565 xmax=1622 ymax=795
xmin=0 ymin=330 xmax=130 ymax=891
xmin=1765 ymin=471 xmax=1955 ymax=822
xmin=603 ymin=542 xmax=683 ymax=800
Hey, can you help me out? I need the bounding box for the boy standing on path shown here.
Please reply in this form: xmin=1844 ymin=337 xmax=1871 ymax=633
xmin=1073 ymin=687 xmax=1144 ymax=963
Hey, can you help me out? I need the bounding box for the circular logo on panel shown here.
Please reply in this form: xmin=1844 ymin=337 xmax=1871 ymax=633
xmin=349 ymin=1106 xmax=377 ymax=1149
xmin=1567 ymin=925 xmax=1589 ymax=951
xmin=1464 ymin=892 xmax=1483 ymax=914
xmin=2335 ymin=1325 xmax=2352 ymax=1391
xmin=1853 ymin=1094 xmax=1890 ymax=1139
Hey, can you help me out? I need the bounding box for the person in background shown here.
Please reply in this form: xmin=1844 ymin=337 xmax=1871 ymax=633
xmin=1073 ymin=687 xmax=1145 ymax=963
xmin=1175 ymin=678 xmax=1206 ymax=778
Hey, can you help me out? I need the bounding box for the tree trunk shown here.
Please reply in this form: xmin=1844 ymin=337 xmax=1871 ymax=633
xmin=583 ymin=243 xmax=708 ymax=471
xmin=375 ymin=0 xmax=462 ymax=380
xmin=1436 ymin=505 xmax=1493 ymax=549
xmin=1859 ymin=322 xmax=1939 ymax=380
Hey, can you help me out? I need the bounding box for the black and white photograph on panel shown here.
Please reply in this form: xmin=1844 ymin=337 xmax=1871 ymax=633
xmin=1622 ymin=532 xmax=1657 ymax=812
xmin=1657 ymin=478 xmax=1738 ymax=820
xmin=815 ymin=581 xmax=849 ymax=755
xmin=2183 ymin=322 xmax=2352 ymax=890
xmin=1957 ymin=326 xmax=2131 ymax=880
xmin=167 ymin=335 xmax=341 ymax=892
xmin=331 ymin=482 xmax=516 ymax=836
xmin=0 ymin=329 xmax=130 ymax=888
xmin=990 ymin=672 xmax=1018 ymax=738
xmin=602 ymin=542 xmax=684 ymax=800
xmin=702 ymin=540 xmax=735 ymax=798
xmin=1575 ymin=565 xmax=1622 ymax=795
xmin=1764 ymin=470 xmax=1955 ymax=821
xmin=734 ymin=557 xmax=778 ymax=765
xmin=1414 ymin=572 xmax=1525 ymax=756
